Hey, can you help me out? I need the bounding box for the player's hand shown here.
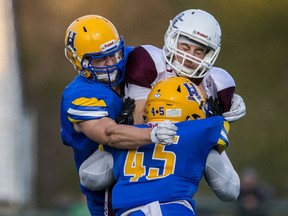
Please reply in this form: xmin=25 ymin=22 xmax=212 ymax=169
xmin=223 ymin=94 xmax=246 ymax=122
xmin=206 ymin=96 xmax=223 ymax=117
xmin=150 ymin=120 xmax=178 ymax=145
xmin=115 ymin=97 xmax=135 ymax=125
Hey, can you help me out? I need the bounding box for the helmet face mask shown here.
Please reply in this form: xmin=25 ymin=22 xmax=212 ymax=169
xmin=163 ymin=9 xmax=221 ymax=79
xmin=146 ymin=77 xmax=206 ymax=123
xmin=64 ymin=15 xmax=126 ymax=86
xmin=169 ymin=37 xmax=208 ymax=78
xmin=81 ymin=41 xmax=125 ymax=84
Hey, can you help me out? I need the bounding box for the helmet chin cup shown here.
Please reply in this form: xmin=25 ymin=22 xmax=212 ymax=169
xmin=172 ymin=59 xmax=196 ymax=77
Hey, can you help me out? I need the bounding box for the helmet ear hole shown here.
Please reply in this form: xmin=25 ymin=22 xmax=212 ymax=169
xmin=177 ymin=85 xmax=181 ymax=93
xmin=192 ymin=114 xmax=201 ymax=120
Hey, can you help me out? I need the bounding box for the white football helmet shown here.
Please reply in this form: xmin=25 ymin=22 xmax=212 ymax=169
xmin=163 ymin=9 xmax=222 ymax=78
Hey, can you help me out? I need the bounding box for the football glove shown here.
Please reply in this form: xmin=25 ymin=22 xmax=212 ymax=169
xmin=116 ymin=97 xmax=135 ymax=125
xmin=223 ymin=94 xmax=246 ymax=122
xmin=150 ymin=120 xmax=178 ymax=145
xmin=206 ymin=96 xmax=223 ymax=117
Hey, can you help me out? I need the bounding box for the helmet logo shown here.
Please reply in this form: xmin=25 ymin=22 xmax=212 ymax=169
xmin=196 ymin=31 xmax=208 ymax=39
xmin=66 ymin=31 xmax=77 ymax=51
xmin=154 ymin=93 xmax=161 ymax=98
xmin=172 ymin=13 xmax=184 ymax=28
xmin=182 ymin=83 xmax=201 ymax=101
xmin=100 ymin=40 xmax=118 ymax=53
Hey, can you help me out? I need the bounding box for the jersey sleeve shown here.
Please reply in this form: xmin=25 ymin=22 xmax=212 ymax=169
xmin=124 ymin=45 xmax=168 ymax=100
xmin=125 ymin=84 xmax=152 ymax=100
xmin=65 ymin=85 xmax=121 ymax=123
xmin=125 ymin=46 xmax=158 ymax=88
xmin=210 ymin=67 xmax=236 ymax=91
xmin=67 ymin=97 xmax=109 ymax=122
xmin=208 ymin=67 xmax=236 ymax=112
xmin=214 ymin=120 xmax=230 ymax=153
xmin=218 ymin=87 xmax=235 ymax=112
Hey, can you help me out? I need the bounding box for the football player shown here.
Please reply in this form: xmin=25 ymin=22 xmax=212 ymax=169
xmin=60 ymin=15 xmax=177 ymax=215
xmin=81 ymin=77 xmax=240 ymax=215
xmin=124 ymin=9 xmax=246 ymax=124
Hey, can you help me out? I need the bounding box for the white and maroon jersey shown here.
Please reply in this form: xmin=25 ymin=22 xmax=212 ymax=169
xmin=125 ymin=45 xmax=235 ymax=112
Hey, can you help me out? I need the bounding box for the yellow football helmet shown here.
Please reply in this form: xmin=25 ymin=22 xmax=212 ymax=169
xmin=64 ymin=15 xmax=125 ymax=86
xmin=146 ymin=77 xmax=206 ymax=123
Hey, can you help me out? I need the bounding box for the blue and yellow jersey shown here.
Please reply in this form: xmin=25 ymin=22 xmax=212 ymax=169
xmin=110 ymin=116 xmax=229 ymax=216
xmin=60 ymin=75 xmax=122 ymax=215
xmin=60 ymin=46 xmax=134 ymax=215
xmin=60 ymin=74 xmax=122 ymax=169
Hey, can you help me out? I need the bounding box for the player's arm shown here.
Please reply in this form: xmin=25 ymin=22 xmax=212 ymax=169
xmin=74 ymin=117 xmax=177 ymax=149
xmin=213 ymin=68 xmax=246 ymax=121
xmin=105 ymin=120 xmax=177 ymax=148
xmin=125 ymin=84 xmax=151 ymax=124
xmin=133 ymin=99 xmax=147 ymax=124
xmin=217 ymin=87 xmax=235 ymax=112
xmin=222 ymin=93 xmax=246 ymax=122
xmin=211 ymin=119 xmax=230 ymax=153
xmin=217 ymin=88 xmax=246 ymax=122
xmin=125 ymin=46 xmax=159 ymax=124
xmin=124 ymin=85 xmax=150 ymax=124
xmin=74 ymin=117 xmax=151 ymax=149
xmin=204 ymin=149 xmax=240 ymax=201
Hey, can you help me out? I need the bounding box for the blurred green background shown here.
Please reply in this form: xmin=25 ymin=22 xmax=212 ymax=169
xmin=13 ymin=0 xmax=288 ymax=213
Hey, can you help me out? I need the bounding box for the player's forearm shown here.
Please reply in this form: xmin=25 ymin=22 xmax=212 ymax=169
xmin=133 ymin=99 xmax=147 ymax=124
xmin=105 ymin=124 xmax=152 ymax=149
xmin=218 ymin=87 xmax=235 ymax=112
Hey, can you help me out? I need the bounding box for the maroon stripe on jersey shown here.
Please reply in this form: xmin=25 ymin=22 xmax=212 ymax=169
xmin=218 ymin=86 xmax=235 ymax=112
xmin=105 ymin=185 xmax=115 ymax=216
xmin=125 ymin=46 xmax=158 ymax=88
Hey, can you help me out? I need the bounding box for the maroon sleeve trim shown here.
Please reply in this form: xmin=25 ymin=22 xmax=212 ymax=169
xmin=125 ymin=46 xmax=158 ymax=88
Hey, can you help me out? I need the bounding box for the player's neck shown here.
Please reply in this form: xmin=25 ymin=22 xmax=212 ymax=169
xmin=112 ymin=85 xmax=121 ymax=96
